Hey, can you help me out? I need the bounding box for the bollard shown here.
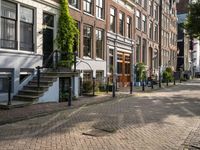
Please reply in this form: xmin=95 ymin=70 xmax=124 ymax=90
xmin=92 ymin=77 xmax=95 ymax=96
xmin=7 ymin=77 xmax=12 ymax=106
xmin=142 ymin=81 xmax=145 ymax=91
xmin=151 ymin=80 xmax=154 ymax=89
xmin=36 ymin=66 xmax=40 ymax=89
xmin=106 ymin=77 xmax=109 ymax=93
xmin=166 ymin=80 xmax=168 ymax=86
xmin=68 ymin=86 xmax=72 ymax=106
xmin=174 ymin=78 xmax=176 ymax=85
xmin=112 ymin=82 xmax=115 ymax=98
xmin=130 ymin=81 xmax=133 ymax=94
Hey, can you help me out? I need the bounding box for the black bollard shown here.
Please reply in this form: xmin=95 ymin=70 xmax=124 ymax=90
xmin=151 ymin=80 xmax=154 ymax=89
xmin=92 ymin=77 xmax=95 ymax=96
xmin=112 ymin=82 xmax=115 ymax=98
xmin=7 ymin=77 xmax=12 ymax=106
xmin=142 ymin=81 xmax=145 ymax=91
xmin=68 ymin=86 xmax=72 ymax=106
xmin=130 ymin=81 xmax=133 ymax=94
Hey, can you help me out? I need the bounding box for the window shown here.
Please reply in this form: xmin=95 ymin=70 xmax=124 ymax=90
xmin=109 ymin=49 xmax=114 ymax=73
xmin=142 ymin=39 xmax=147 ymax=64
xmin=20 ymin=6 xmax=34 ymax=51
xmin=96 ymin=29 xmax=104 ymax=59
xmin=149 ymin=21 xmax=153 ymax=39
xmin=83 ymin=25 xmax=92 ymax=57
xmin=119 ymin=12 xmax=125 ymax=36
xmin=117 ymin=62 xmax=123 ymax=74
xmin=110 ymin=7 xmax=116 ymax=33
xmin=136 ymin=0 xmax=142 ymax=5
xmin=83 ymin=71 xmax=92 ymax=81
xmin=136 ymin=10 xmax=141 ymax=30
xmin=96 ymin=71 xmax=104 ymax=81
xmin=154 ymin=3 xmax=158 ymax=21
xmin=84 ymin=0 xmax=92 ymax=14
xmin=96 ymin=0 xmax=104 ymax=19
xmin=136 ymin=36 xmax=141 ymax=62
xmin=127 ymin=17 xmax=131 ymax=38
xmin=69 ymin=0 xmax=79 ymax=9
xmin=142 ymin=15 xmax=146 ymax=32
xmin=0 ymin=1 xmax=17 ymax=49
xmin=149 ymin=0 xmax=153 ymax=17
xmin=154 ymin=24 xmax=158 ymax=42
xmin=143 ymin=0 xmax=147 ymax=9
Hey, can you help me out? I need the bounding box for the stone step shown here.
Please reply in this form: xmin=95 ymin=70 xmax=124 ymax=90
xmin=29 ymin=80 xmax=53 ymax=86
xmin=32 ymin=76 xmax=57 ymax=82
xmin=19 ymin=90 xmax=43 ymax=96
xmin=23 ymin=85 xmax=49 ymax=91
xmin=13 ymin=95 xmax=39 ymax=101
xmin=0 ymin=100 xmax=32 ymax=109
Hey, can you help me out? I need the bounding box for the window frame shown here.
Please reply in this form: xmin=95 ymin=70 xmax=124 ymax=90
xmin=127 ymin=16 xmax=131 ymax=38
xmin=119 ymin=12 xmax=125 ymax=36
xmin=96 ymin=28 xmax=104 ymax=59
xmin=110 ymin=7 xmax=116 ymax=33
xmin=83 ymin=0 xmax=92 ymax=14
xmin=96 ymin=0 xmax=104 ymax=19
xmin=83 ymin=24 xmax=92 ymax=57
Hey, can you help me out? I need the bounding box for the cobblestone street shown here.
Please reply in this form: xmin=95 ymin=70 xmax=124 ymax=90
xmin=1 ymin=79 xmax=200 ymax=150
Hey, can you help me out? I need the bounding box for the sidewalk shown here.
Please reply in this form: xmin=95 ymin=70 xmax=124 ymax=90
xmin=0 ymin=80 xmax=181 ymax=126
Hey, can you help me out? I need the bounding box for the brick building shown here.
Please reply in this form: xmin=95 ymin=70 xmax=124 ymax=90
xmin=106 ymin=0 xmax=135 ymax=87
xmin=68 ymin=0 xmax=107 ymax=82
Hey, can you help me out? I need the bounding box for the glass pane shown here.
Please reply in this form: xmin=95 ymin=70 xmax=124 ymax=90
xmin=20 ymin=22 xmax=33 ymax=51
xmin=43 ymin=13 xmax=54 ymax=27
xmin=20 ymin=6 xmax=33 ymax=23
xmin=1 ymin=1 xmax=16 ymax=19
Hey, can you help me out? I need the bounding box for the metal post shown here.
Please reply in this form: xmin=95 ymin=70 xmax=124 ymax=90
xmin=130 ymin=81 xmax=133 ymax=94
xmin=158 ymin=0 xmax=162 ymax=88
xmin=92 ymin=77 xmax=95 ymax=96
xmin=36 ymin=66 xmax=40 ymax=89
xmin=55 ymin=50 xmax=58 ymax=70
xmin=79 ymin=77 xmax=82 ymax=96
xmin=112 ymin=77 xmax=115 ymax=98
xmin=68 ymin=86 xmax=72 ymax=106
xmin=7 ymin=77 xmax=12 ymax=106
xmin=106 ymin=76 xmax=109 ymax=93
xmin=174 ymin=72 xmax=176 ymax=85
xmin=180 ymin=70 xmax=182 ymax=83
xmin=151 ymin=79 xmax=154 ymax=89
xmin=166 ymin=80 xmax=168 ymax=86
xmin=142 ymin=81 xmax=145 ymax=91
xmin=74 ymin=51 xmax=77 ymax=72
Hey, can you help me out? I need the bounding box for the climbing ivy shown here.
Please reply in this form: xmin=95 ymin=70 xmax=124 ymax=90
xmin=56 ymin=0 xmax=79 ymax=67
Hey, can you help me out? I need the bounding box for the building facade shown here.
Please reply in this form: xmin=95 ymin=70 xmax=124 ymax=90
xmin=106 ymin=0 xmax=135 ymax=87
xmin=134 ymin=0 xmax=159 ymax=78
xmin=68 ymin=0 xmax=107 ymax=83
xmin=0 ymin=0 xmax=60 ymax=101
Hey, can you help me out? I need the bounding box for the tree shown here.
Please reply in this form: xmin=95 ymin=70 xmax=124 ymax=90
xmin=56 ymin=0 xmax=79 ymax=67
xmin=184 ymin=1 xmax=200 ymax=39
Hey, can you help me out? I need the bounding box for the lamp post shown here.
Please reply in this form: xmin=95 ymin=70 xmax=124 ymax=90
xmin=158 ymin=0 xmax=162 ymax=88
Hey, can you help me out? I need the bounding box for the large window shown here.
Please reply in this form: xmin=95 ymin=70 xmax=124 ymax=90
xmin=149 ymin=0 xmax=153 ymax=17
xmin=20 ymin=6 xmax=34 ymax=51
xmin=0 ymin=1 xmax=34 ymax=51
xmin=84 ymin=0 xmax=92 ymax=14
xmin=142 ymin=39 xmax=147 ymax=64
xmin=0 ymin=1 xmax=17 ymax=49
xmin=127 ymin=17 xmax=131 ymax=38
xmin=154 ymin=24 xmax=158 ymax=42
xmin=69 ymin=0 xmax=79 ymax=9
xmin=136 ymin=10 xmax=141 ymax=30
xmin=149 ymin=21 xmax=153 ymax=40
xmin=119 ymin=12 xmax=125 ymax=36
xmin=142 ymin=14 xmax=147 ymax=33
xmin=136 ymin=36 xmax=141 ymax=62
xmin=110 ymin=7 xmax=116 ymax=33
xmin=96 ymin=29 xmax=104 ymax=59
xmin=96 ymin=0 xmax=104 ymax=19
xmin=154 ymin=3 xmax=158 ymax=21
xmin=83 ymin=25 xmax=92 ymax=57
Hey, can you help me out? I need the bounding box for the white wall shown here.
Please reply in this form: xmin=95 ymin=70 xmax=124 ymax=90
xmin=38 ymin=78 xmax=59 ymax=103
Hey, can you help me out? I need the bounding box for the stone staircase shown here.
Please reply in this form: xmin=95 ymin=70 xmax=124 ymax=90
xmin=0 ymin=73 xmax=58 ymax=109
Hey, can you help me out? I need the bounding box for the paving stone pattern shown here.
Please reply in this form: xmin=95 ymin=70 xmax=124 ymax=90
xmin=0 ymin=80 xmax=200 ymax=149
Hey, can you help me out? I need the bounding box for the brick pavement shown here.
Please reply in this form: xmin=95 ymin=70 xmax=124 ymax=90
xmin=0 ymin=79 xmax=199 ymax=149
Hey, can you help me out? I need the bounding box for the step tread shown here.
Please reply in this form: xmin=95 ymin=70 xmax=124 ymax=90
xmin=19 ymin=90 xmax=43 ymax=93
xmin=14 ymin=95 xmax=39 ymax=98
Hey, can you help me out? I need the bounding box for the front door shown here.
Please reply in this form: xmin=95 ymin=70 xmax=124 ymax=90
xmin=43 ymin=13 xmax=54 ymax=66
